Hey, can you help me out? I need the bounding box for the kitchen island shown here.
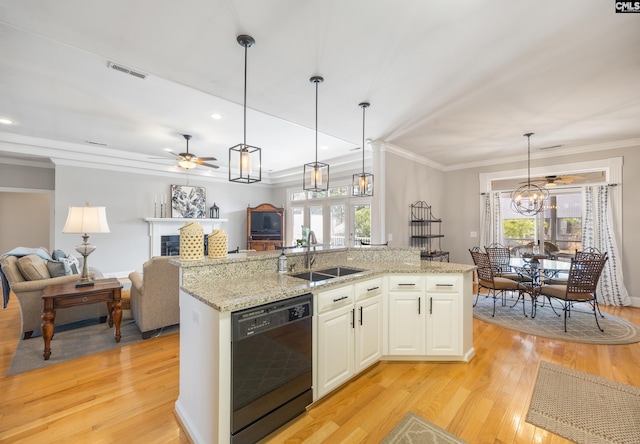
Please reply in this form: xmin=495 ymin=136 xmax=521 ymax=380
xmin=173 ymin=247 xmax=476 ymax=443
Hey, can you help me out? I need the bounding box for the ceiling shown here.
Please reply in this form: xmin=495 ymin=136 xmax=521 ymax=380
xmin=1 ymin=1 xmax=639 ymax=181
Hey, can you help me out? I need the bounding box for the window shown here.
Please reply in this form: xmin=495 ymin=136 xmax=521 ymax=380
xmin=501 ymin=190 xmax=582 ymax=255
xmin=287 ymin=183 xmax=371 ymax=247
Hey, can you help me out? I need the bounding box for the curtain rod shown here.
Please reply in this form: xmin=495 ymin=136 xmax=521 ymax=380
xmin=481 ymin=183 xmax=619 ymax=195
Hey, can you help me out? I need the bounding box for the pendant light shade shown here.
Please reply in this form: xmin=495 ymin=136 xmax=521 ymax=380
xmin=303 ymin=76 xmax=329 ymax=192
xmin=352 ymin=102 xmax=374 ymax=197
xmin=510 ymin=133 xmax=548 ymax=216
xmin=229 ymin=34 xmax=262 ymax=184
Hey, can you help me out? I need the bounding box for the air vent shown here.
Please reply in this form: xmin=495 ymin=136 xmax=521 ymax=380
xmin=539 ymin=144 xmax=564 ymax=151
xmin=107 ymin=62 xmax=148 ymax=80
xmin=85 ymin=140 xmax=108 ymax=147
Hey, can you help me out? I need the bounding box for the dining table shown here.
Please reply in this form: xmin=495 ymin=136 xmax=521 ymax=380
xmin=508 ymin=257 xmax=571 ymax=317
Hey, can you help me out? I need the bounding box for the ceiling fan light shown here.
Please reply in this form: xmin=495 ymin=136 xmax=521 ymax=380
xmin=178 ymin=158 xmax=197 ymax=169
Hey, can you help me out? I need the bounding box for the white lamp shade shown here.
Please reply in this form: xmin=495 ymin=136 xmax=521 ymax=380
xmin=62 ymin=206 xmax=110 ymax=234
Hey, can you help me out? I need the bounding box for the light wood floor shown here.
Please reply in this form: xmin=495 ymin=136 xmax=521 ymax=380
xmin=1 ymin=293 xmax=639 ymax=443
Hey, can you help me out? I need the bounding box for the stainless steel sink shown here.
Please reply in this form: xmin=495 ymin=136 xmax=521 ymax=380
xmin=315 ymin=266 xmax=363 ymax=277
xmin=291 ymin=266 xmax=364 ymax=282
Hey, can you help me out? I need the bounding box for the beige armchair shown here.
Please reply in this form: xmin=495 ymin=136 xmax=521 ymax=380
xmin=128 ymin=256 xmax=180 ymax=339
xmin=0 ymin=255 xmax=108 ymax=339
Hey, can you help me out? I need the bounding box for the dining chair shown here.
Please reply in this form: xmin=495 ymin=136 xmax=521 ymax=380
xmin=485 ymin=245 xmax=533 ymax=284
xmin=545 ymin=248 xmax=607 ymax=285
xmin=470 ymin=249 xmax=527 ymax=317
xmin=537 ymin=256 xmax=608 ymax=332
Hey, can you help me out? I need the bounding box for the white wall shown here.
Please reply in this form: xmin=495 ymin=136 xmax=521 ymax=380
xmin=0 ymin=162 xmax=55 ymax=253
xmin=0 ymin=191 xmax=51 ymax=253
xmin=383 ymin=152 xmax=445 ymax=248
xmin=53 ymin=165 xmax=277 ymax=276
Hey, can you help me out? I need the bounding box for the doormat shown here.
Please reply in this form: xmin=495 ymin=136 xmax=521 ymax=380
xmin=381 ymin=412 xmax=467 ymax=444
xmin=526 ymin=361 xmax=640 ymax=443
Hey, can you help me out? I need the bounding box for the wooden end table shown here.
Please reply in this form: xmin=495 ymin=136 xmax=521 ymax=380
xmin=41 ymin=278 xmax=123 ymax=360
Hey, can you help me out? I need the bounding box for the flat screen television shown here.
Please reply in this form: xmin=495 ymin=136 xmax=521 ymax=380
xmin=250 ymin=211 xmax=282 ymax=240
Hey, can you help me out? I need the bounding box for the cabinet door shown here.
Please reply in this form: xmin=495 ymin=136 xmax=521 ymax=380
xmin=388 ymin=290 xmax=424 ymax=355
xmin=355 ymin=294 xmax=383 ymax=373
xmin=316 ymin=304 xmax=355 ymax=398
xmin=425 ymin=276 xmax=462 ymax=356
xmin=425 ymin=292 xmax=460 ymax=355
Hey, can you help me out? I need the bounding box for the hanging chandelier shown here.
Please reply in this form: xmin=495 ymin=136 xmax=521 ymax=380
xmin=352 ymin=102 xmax=374 ymax=197
xmin=303 ymin=76 xmax=329 ymax=192
xmin=229 ymin=34 xmax=261 ymax=184
xmin=510 ymin=132 xmax=548 ymax=216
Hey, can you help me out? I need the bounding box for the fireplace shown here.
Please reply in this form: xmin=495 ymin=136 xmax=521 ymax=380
xmin=160 ymin=235 xmax=209 ymax=256
xmin=145 ymin=217 xmax=226 ymax=258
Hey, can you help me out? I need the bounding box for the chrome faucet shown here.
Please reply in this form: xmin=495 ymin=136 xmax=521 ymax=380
xmin=306 ymin=230 xmax=317 ymax=269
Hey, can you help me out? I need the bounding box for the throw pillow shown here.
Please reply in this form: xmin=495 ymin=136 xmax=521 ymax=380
xmin=17 ymin=254 xmax=51 ymax=280
xmin=59 ymin=255 xmax=80 ymax=275
xmin=46 ymin=260 xmax=66 ymax=278
xmin=51 ymin=249 xmax=67 ymax=261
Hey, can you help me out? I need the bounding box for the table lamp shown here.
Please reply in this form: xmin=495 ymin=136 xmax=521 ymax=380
xmin=62 ymin=203 xmax=110 ymax=287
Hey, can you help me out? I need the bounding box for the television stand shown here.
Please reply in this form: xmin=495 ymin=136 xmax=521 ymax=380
xmin=247 ymin=203 xmax=284 ymax=251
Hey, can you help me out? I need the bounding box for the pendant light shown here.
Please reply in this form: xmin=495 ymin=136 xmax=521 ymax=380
xmin=510 ymin=132 xmax=548 ymax=216
xmin=352 ymin=102 xmax=374 ymax=196
xmin=303 ymin=76 xmax=329 ymax=192
xmin=229 ymin=34 xmax=261 ymax=183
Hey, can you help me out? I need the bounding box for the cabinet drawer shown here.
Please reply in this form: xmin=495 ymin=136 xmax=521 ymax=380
xmin=54 ymin=291 xmax=113 ymax=308
xmin=388 ymin=275 xmax=423 ymax=291
xmin=354 ymin=278 xmax=383 ymax=301
xmin=317 ymin=285 xmax=354 ymax=313
xmin=425 ymin=275 xmax=461 ymax=292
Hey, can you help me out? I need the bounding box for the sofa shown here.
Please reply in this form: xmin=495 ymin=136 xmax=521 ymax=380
xmin=0 ymin=254 xmax=108 ymax=339
xmin=128 ymin=256 xmax=180 ymax=339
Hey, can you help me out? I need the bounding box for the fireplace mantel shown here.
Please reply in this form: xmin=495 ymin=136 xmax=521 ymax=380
xmin=144 ymin=218 xmax=228 ymax=257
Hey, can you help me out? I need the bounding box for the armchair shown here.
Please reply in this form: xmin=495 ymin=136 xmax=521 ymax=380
xmin=128 ymin=256 xmax=180 ymax=339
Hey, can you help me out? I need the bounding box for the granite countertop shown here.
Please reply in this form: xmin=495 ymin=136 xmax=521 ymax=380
xmin=180 ymin=259 xmax=475 ymax=313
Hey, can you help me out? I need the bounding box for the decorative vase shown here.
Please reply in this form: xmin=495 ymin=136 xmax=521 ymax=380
xmin=208 ymin=229 xmax=228 ymax=259
xmin=179 ymin=221 xmax=204 ymax=260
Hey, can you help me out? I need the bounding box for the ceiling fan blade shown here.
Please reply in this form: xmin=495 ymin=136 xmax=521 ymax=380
xmin=196 ymin=160 xmax=219 ymax=169
xmin=197 ymin=156 xmax=218 ymax=161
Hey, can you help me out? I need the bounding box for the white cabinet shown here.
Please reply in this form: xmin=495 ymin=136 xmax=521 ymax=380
xmin=316 ymin=278 xmax=383 ymax=399
xmin=354 ymin=278 xmax=383 ymax=372
xmin=425 ymin=275 xmax=461 ymax=356
xmin=388 ymin=275 xmax=425 ymax=355
xmin=316 ymin=284 xmax=355 ymax=398
xmin=388 ymin=275 xmax=463 ymax=357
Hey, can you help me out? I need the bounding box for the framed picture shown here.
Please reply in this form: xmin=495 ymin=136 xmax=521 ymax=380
xmin=171 ymin=185 xmax=206 ymax=218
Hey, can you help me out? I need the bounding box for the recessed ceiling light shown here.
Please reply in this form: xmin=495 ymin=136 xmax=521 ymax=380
xmin=0 ymin=118 xmax=14 ymax=125
xmin=210 ymin=113 xmax=223 ymax=120
xmin=320 ymin=145 xmax=329 ymax=150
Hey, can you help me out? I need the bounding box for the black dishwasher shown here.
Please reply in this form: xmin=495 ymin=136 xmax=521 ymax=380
xmin=230 ymin=293 xmax=313 ymax=443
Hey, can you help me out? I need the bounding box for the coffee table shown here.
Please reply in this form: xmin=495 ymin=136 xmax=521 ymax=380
xmin=41 ymin=278 xmax=123 ymax=360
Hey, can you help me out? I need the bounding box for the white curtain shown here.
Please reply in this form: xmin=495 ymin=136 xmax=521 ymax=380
xmin=582 ymin=185 xmax=630 ymax=306
xmin=479 ymin=192 xmax=503 ymax=249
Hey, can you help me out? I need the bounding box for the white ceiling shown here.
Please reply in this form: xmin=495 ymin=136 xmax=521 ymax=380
xmin=0 ymin=1 xmax=639 ymax=180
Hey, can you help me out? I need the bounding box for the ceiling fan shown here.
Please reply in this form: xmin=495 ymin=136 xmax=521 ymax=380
xmin=163 ymin=134 xmax=219 ymax=170
xmin=524 ymin=174 xmax=584 ymax=187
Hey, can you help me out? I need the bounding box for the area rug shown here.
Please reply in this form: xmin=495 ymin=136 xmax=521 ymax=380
xmin=381 ymin=412 xmax=467 ymax=444
xmin=526 ymin=361 xmax=640 ymax=443
xmin=473 ymin=294 xmax=640 ymax=344
xmin=7 ymin=317 xmax=178 ymax=376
